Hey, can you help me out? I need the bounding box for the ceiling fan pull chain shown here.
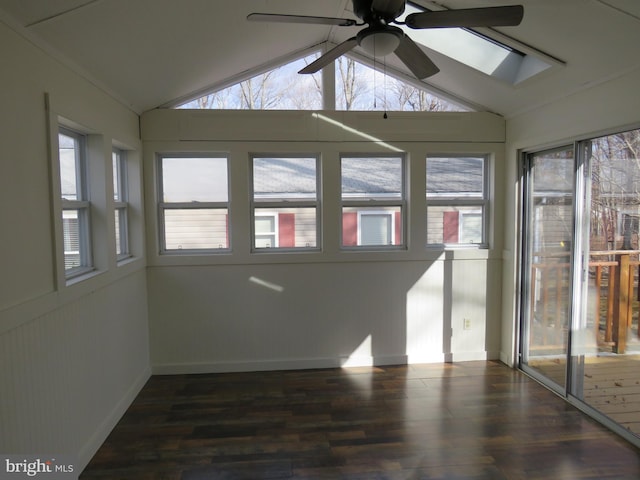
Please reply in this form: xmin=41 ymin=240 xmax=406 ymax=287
xmin=384 ymin=57 xmax=388 ymax=119
xmin=373 ymin=42 xmax=377 ymax=109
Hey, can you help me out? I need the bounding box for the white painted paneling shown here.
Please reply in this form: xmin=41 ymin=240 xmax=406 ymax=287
xmin=0 ymin=271 xmax=150 ymax=469
xmin=142 ymin=109 xmax=506 ymax=144
xmin=142 ymin=108 xmax=505 ymax=373
xmin=0 ymin=18 xmax=140 ymax=311
xmin=149 ymin=258 xmax=501 ymax=373
xmin=507 ymin=69 xmax=640 ymax=150
xmin=0 ymin=18 xmax=149 ymax=473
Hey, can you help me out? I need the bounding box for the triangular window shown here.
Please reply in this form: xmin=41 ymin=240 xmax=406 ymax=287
xmin=334 ymin=56 xmax=467 ymax=112
xmin=178 ymin=54 xmax=323 ymax=110
xmin=177 ymin=52 xmax=467 ymax=112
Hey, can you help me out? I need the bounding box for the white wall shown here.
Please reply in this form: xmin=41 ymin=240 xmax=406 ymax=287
xmin=501 ymin=68 xmax=640 ymax=366
xmin=0 ymin=17 xmax=149 ymax=470
xmin=142 ymin=109 xmax=506 ymax=373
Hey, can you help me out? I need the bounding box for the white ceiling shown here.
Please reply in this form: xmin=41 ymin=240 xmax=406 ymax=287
xmin=1 ymin=0 xmax=639 ymax=116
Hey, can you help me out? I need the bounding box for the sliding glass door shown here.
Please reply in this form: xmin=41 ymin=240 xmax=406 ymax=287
xmin=521 ymin=128 xmax=640 ymax=445
xmin=571 ymin=130 xmax=640 ymax=441
xmin=521 ymin=147 xmax=575 ymax=392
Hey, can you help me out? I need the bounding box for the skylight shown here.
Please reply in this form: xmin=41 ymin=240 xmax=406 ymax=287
xmin=400 ymin=2 xmax=554 ymax=84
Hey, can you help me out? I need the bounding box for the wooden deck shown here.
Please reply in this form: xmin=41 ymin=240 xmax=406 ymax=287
xmin=81 ymin=361 xmax=640 ymax=479
xmin=585 ymin=355 xmax=640 ymax=434
xmin=528 ymin=354 xmax=640 ymax=436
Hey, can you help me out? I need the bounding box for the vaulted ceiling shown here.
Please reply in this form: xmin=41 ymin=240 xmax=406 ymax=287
xmin=1 ymin=0 xmax=639 ymax=117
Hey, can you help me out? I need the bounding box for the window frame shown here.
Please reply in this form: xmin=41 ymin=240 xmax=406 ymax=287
xmin=426 ymin=154 xmax=489 ymax=248
xmin=157 ymin=153 xmax=231 ymax=254
xmin=340 ymin=154 xmax=407 ymax=250
xmin=113 ymin=147 xmax=131 ymax=261
xmin=249 ymin=154 xmax=321 ymax=253
xmin=58 ymin=127 xmax=93 ymax=278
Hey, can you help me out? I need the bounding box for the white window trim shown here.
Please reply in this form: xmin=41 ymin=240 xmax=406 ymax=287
xmin=341 ymin=154 xmax=406 ymax=250
xmin=426 ymin=154 xmax=489 ymax=248
xmin=249 ymin=154 xmax=321 ymax=253
xmin=113 ymin=147 xmax=131 ymax=262
xmin=157 ymin=154 xmax=231 ymax=254
xmin=58 ymin=127 xmax=94 ymax=279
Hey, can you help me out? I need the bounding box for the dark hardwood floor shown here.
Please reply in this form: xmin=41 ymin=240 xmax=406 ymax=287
xmin=80 ymin=361 xmax=640 ymax=479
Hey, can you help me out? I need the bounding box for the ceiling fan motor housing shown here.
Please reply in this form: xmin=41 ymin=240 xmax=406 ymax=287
xmin=353 ymin=0 xmax=405 ymax=24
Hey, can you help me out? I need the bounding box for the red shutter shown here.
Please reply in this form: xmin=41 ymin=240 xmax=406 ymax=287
xmin=342 ymin=212 xmax=358 ymax=246
xmin=394 ymin=211 xmax=402 ymax=245
xmin=443 ymin=211 xmax=459 ymax=243
xmin=278 ymin=213 xmax=295 ymax=247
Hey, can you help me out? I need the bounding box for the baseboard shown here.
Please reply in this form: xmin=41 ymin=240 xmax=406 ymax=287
xmin=407 ymin=353 xmax=450 ymax=364
xmin=152 ymin=354 xmax=415 ymax=375
xmin=486 ymin=350 xmax=502 ymax=361
xmin=449 ymin=351 xmax=501 ymax=362
xmin=500 ymin=351 xmax=515 ymax=367
xmin=77 ymin=366 xmax=152 ymax=472
xmin=151 ymin=352 xmax=502 ymax=375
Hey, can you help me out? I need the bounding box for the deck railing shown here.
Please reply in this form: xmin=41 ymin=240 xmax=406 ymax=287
xmin=532 ymin=250 xmax=640 ymax=354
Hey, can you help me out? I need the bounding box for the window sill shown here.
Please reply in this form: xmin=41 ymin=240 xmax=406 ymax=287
xmin=116 ymin=254 xmax=136 ymax=266
xmin=251 ymin=247 xmax=321 ymax=254
xmin=65 ymin=268 xmax=101 ymax=287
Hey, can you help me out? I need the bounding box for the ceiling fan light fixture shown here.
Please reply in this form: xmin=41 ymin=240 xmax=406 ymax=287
xmin=357 ymin=27 xmax=402 ymax=56
xmin=248 ymin=3 xmax=525 ymax=79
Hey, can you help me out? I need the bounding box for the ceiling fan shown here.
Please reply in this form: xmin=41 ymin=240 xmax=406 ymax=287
xmin=248 ymin=0 xmax=524 ymax=79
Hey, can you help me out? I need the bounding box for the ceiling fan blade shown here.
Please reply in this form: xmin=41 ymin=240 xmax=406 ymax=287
xmin=394 ymin=34 xmax=440 ymax=79
xmin=405 ymin=5 xmax=524 ymax=29
xmin=299 ymin=37 xmax=359 ymax=74
xmin=247 ymin=13 xmax=357 ymax=27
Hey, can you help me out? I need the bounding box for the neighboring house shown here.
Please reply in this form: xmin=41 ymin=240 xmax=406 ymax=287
xmin=531 ymin=154 xmax=640 ymax=254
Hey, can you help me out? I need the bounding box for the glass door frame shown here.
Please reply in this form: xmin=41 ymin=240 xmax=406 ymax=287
xmin=518 ymin=144 xmax=578 ymax=396
xmin=518 ymin=140 xmax=640 ymax=449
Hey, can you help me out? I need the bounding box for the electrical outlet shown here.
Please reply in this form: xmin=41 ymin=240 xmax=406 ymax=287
xmin=463 ymin=318 xmax=472 ymax=330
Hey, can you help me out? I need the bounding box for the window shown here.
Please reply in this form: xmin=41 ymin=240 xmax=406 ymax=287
xmin=251 ymin=156 xmax=320 ymax=250
xmin=178 ymin=54 xmax=322 ymax=110
xmin=58 ymin=128 xmax=92 ymax=276
xmin=341 ymin=156 xmax=405 ymax=248
xmin=175 ymin=51 xmax=467 ymax=112
xmin=335 ymin=56 xmax=467 ymax=112
xmin=158 ymin=155 xmax=230 ymax=252
xmin=426 ymin=155 xmax=488 ymax=246
xmin=113 ymin=148 xmax=130 ymax=260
